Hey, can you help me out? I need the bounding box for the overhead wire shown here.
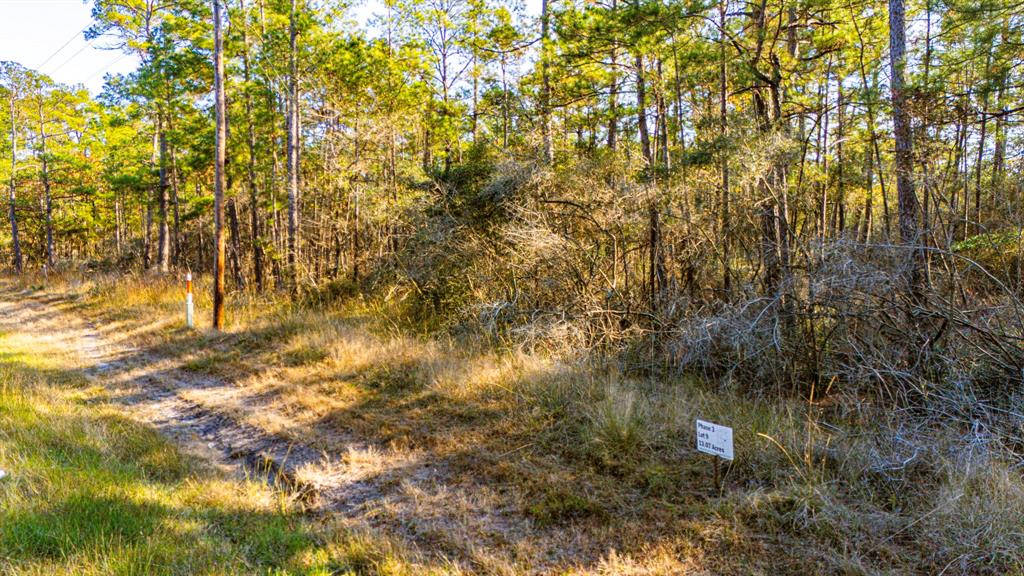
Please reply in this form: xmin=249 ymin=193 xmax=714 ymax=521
xmin=45 ymin=39 xmax=95 ymax=76
xmin=35 ymin=25 xmax=90 ymax=70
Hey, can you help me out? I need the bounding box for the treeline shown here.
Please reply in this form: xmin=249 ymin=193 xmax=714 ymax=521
xmin=3 ymin=0 xmax=1023 ymax=388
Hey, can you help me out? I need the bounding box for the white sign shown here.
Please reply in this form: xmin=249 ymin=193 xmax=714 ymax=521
xmin=696 ymin=420 xmax=733 ymax=460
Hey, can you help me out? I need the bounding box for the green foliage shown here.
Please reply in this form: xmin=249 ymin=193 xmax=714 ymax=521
xmin=953 ymin=228 xmax=1024 ymax=285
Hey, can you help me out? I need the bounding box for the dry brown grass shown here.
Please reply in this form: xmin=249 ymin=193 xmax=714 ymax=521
xmin=8 ymin=269 xmax=1024 ymax=575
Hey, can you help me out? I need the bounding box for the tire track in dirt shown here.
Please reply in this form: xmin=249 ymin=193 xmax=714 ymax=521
xmin=0 ymin=286 xmax=558 ymax=573
xmin=0 ymin=289 xmax=330 ymax=496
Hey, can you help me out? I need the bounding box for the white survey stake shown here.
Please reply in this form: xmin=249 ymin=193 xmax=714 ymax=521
xmin=696 ymin=420 xmax=733 ymax=460
xmin=185 ymin=273 xmax=194 ymax=329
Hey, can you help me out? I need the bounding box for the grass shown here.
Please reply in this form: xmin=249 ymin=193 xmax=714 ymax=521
xmin=0 ymin=307 xmax=449 ymax=575
xmin=6 ymin=270 xmax=1024 ymax=574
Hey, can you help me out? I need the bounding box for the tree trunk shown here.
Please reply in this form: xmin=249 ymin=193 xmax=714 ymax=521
xmin=993 ymin=82 xmax=1007 ymax=200
xmin=607 ymin=0 xmax=618 ymax=152
xmin=851 ymin=13 xmax=891 ymax=241
xmin=472 ymin=49 xmax=479 ymax=144
xmin=748 ymin=0 xmax=791 ymax=307
xmin=8 ymin=95 xmax=22 ymax=273
xmin=501 ymin=56 xmax=510 ymax=148
xmin=540 ymin=0 xmax=553 ymax=164
xmin=636 ymin=54 xmax=652 ymax=167
xmin=144 ymin=192 xmax=152 ymax=269
xmin=719 ymin=0 xmax=730 ymax=294
xmin=835 ymin=80 xmax=846 ymax=234
xmin=241 ymin=0 xmax=264 ymax=291
xmin=351 ymin=188 xmax=360 ymax=282
xmin=228 ymin=198 xmax=245 ymax=289
xmin=287 ymin=0 xmax=301 ymax=290
xmin=156 ymin=111 xmax=170 ymax=272
xmin=817 ymin=60 xmax=831 ymax=241
xmin=862 ymin=128 xmax=874 ymax=243
xmin=888 ymin=0 xmax=923 ymax=298
xmin=114 ymin=193 xmax=123 ymax=256
xmin=672 ymin=44 xmax=685 ymax=153
xmin=37 ymin=98 xmax=54 ymax=267
xmin=171 ymin=147 xmax=182 ymax=265
xmin=213 ymin=0 xmax=227 ymax=329
xmin=649 ymin=203 xmax=665 ymax=312
xmin=974 ymin=58 xmax=991 ymax=236
xmin=656 ymin=59 xmax=669 ymax=170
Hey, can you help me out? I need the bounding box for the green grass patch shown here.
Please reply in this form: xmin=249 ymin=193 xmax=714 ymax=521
xmin=181 ymin=349 xmax=241 ymax=375
xmin=525 ymin=487 xmax=607 ymax=527
xmin=283 ymin=345 xmax=330 ymax=367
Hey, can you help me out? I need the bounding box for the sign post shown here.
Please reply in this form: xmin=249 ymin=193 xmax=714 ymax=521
xmin=696 ymin=419 xmax=733 ymax=492
xmin=185 ymin=272 xmax=194 ymax=329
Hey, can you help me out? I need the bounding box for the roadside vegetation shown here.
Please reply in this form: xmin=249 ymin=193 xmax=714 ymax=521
xmin=6 ymin=270 xmax=1021 ymax=575
xmin=3 ymin=0 xmax=1024 ymax=571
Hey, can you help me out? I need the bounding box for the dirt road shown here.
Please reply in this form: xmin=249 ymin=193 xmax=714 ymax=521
xmin=0 ymin=284 xmax=584 ymax=574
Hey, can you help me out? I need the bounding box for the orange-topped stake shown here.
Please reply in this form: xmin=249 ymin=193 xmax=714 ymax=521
xmin=185 ymin=272 xmax=194 ymax=328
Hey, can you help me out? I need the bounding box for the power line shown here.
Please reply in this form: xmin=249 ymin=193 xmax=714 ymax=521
xmin=45 ymin=38 xmax=95 ymax=76
xmin=35 ymin=25 xmax=91 ymax=71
